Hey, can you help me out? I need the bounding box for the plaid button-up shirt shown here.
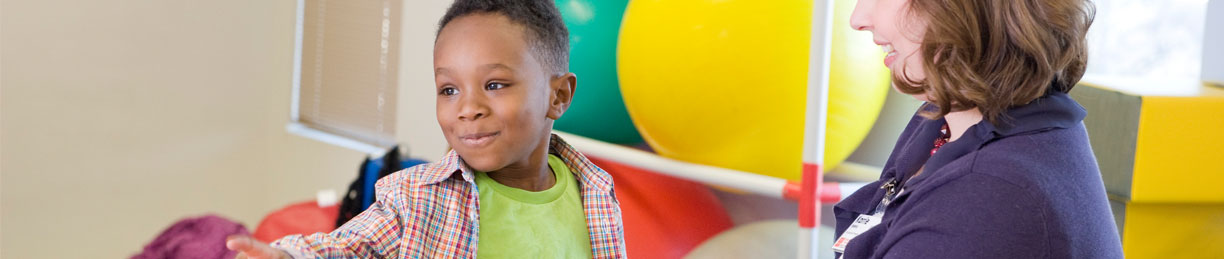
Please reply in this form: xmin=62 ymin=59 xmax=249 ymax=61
xmin=272 ymin=134 xmax=627 ymax=258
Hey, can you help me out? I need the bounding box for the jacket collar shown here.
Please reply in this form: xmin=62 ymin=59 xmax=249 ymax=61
xmin=888 ymin=91 xmax=1087 ymax=185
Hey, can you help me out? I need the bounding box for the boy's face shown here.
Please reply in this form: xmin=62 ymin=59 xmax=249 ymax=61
xmin=433 ymin=14 xmax=575 ymax=172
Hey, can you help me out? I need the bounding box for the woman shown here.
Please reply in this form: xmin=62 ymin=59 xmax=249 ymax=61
xmin=833 ymin=0 xmax=1123 ymax=258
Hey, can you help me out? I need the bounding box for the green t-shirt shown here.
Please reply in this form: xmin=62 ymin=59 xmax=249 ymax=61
xmin=474 ymin=154 xmax=591 ymax=258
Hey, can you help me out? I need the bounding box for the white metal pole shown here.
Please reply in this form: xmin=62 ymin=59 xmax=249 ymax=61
xmin=798 ymin=0 xmax=835 ymax=257
xmin=1203 ymin=0 xmax=1224 ymax=86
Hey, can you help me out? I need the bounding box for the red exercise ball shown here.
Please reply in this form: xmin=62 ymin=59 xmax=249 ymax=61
xmin=590 ymin=157 xmax=735 ymax=258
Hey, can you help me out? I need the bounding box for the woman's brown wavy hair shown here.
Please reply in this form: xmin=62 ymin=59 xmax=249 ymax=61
xmin=895 ymin=0 xmax=1095 ymax=124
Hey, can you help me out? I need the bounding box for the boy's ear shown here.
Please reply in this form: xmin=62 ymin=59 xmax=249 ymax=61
xmin=546 ymin=72 xmax=577 ymax=120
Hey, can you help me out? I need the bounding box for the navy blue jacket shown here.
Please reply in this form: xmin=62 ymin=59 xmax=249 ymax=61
xmin=833 ymin=92 xmax=1123 ymax=258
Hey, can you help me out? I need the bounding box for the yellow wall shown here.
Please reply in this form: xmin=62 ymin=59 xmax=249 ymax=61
xmin=1131 ymin=89 xmax=1224 ymax=202
xmin=0 ymin=0 xmax=450 ymax=258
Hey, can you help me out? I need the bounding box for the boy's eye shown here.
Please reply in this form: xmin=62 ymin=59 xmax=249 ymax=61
xmin=439 ymin=87 xmax=458 ymax=96
xmin=485 ymin=82 xmax=508 ymax=90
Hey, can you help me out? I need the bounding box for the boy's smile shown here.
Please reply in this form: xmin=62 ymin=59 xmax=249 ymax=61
xmin=458 ymin=131 xmax=500 ymax=147
xmin=433 ymin=13 xmax=576 ymax=188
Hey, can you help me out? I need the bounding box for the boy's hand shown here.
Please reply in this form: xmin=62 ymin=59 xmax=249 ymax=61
xmin=226 ymin=235 xmax=291 ymax=259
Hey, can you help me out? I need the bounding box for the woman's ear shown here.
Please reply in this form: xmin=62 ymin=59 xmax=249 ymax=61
xmin=547 ymin=72 xmax=577 ymax=120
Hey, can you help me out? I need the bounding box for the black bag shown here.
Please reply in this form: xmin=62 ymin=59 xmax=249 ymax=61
xmin=335 ymin=146 xmax=407 ymax=228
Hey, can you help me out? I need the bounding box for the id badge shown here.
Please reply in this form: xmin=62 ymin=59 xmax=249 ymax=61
xmin=831 ymin=211 xmax=884 ymax=253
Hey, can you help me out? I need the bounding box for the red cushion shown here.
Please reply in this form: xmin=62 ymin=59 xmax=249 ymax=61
xmin=253 ymin=200 xmax=340 ymax=243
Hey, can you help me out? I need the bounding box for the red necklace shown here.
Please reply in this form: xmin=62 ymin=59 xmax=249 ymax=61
xmin=931 ymin=123 xmax=951 ymax=156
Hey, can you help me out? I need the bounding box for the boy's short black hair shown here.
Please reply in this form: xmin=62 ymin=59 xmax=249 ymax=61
xmin=437 ymin=0 xmax=570 ymax=74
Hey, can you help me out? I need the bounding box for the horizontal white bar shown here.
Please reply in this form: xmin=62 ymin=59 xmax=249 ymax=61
xmin=554 ymin=131 xmax=790 ymax=198
xmin=287 ymin=122 xmax=388 ymax=156
xmin=837 ymin=182 xmax=869 ymax=201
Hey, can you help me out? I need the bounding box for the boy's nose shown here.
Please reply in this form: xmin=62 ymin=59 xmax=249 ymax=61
xmin=459 ymin=111 xmax=485 ymax=120
xmin=457 ymin=95 xmax=490 ymax=121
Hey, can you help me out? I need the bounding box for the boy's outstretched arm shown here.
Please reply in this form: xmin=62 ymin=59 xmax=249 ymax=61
xmin=226 ymin=236 xmax=290 ymax=259
xmin=228 ymin=173 xmax=409 ymax=258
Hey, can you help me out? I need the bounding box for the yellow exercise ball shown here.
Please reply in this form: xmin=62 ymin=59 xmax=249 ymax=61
xmin=618 ymin=0 xmax=890 ymax=181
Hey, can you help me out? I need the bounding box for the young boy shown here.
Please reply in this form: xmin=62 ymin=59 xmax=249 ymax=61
xmin=226 ymin=0 xmax=626 ymax=257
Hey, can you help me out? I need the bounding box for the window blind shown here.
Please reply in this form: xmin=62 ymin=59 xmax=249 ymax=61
xmin=294 ymin=0 xmax=401 ymax=148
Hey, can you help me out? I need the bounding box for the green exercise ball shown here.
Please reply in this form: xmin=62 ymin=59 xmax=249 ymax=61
xmin=554 ymin=0 xmax=642 ymax=144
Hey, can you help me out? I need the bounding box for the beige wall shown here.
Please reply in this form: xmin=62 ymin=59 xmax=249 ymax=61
xmin=396 ymin=1 xmax=451 ymax=161
xmin=1 ymin=0 xmax=450 ymax=258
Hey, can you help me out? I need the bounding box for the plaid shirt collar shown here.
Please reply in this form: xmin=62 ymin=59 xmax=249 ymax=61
xmin=416 ymin=133 xmax=615 ymax=193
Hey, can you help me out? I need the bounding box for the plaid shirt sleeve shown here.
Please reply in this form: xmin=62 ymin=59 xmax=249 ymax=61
xmin=270 ymin=172 xmax=408 ymax=258
xmin=265 ymin=134 xmax=625 ymax=258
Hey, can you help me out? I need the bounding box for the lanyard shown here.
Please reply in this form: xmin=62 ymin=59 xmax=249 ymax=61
xmin=834 ymin=177 xmax=902 ymax=255
xmin=875 ymin=177 xmax=901 ymax=214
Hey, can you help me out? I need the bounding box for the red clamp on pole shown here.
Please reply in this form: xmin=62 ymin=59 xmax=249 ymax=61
xmin=784 ymin=180 xmax=842 ymax=204
xmin=797 ymin=163 xmax=822 ymax=228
